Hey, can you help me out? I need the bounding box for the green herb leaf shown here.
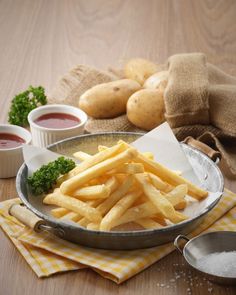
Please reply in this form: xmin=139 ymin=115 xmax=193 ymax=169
xmin=27 ymin=157 xmax=76 ymax=195
xmin=8 ymin=85 xmax=47 ymax=127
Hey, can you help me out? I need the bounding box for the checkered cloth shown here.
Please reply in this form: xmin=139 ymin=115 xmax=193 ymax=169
xmin=0 ymin=190 xmax=236 ymax=284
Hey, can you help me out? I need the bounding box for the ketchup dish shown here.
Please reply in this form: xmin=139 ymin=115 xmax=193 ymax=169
xmin=28 ymin=104 xmax=87 ymax=148
xmin=0 ymin=124 xmax=31 ymax=178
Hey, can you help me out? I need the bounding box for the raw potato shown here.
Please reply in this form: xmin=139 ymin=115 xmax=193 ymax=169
xmin=124 ymin=58 xmax=158 ymax=85
xmin=79 ymin=79 xmax=140 ymax=118
xmin=143 ymin=71 xmax=168 ymax=91
xmin=127 ymin=89 xmax=165 ymax=130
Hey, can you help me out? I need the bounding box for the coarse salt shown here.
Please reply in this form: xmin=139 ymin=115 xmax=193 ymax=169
xmin=196 ymin=251 xmax=236 ymax=277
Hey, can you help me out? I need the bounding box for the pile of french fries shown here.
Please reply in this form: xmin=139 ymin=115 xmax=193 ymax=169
xmin=43 ymin=140 xmax=208 ymax=231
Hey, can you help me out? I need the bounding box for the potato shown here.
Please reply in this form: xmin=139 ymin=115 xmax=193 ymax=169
xmin=79 ymin=79 xmax=140 ymax=119
xmin=124 ymin=58 xmax=158 ymax=85
xmin=127 ymin=89 xmax=165 ymax=130
xmin=143 ymin=71 xmax=168 ymax=91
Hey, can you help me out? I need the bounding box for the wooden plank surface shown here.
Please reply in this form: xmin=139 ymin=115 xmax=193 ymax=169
xmin=0 ymin=0 xmax=236 ymax=294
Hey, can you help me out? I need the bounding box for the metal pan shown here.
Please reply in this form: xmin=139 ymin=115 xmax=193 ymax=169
xmin=174 ymin=232 xmax=236 ymax=285
xmin=15 ymin=132 xmax=224 ymax=250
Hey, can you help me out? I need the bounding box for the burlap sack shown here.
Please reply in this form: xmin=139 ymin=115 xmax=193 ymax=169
xmin=48 ymin=54 xmax=236 ymax=177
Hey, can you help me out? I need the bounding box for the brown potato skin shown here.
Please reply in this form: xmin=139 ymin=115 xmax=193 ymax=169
xmin=79 ymin=79 xmax=141 ymax=119
xmin=127 ymin=89 xmax=165 ymax=131
xmin=124 ymin=58 xmax=158 ymax=85
xmin=143 ymin=71 xmax=168 ymax=91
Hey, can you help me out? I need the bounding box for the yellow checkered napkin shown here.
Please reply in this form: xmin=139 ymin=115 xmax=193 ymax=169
xmin=0 ymin=190 xmax=236 ymax=284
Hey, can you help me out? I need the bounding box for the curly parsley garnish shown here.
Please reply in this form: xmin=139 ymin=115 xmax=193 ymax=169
xmin=8 ymin=86 xmax=47 ymax=127
xmin=28 ymin=157 xmax=76 ymax=195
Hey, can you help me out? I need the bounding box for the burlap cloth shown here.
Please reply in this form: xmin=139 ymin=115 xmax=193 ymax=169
xmin=48 ymin=53 xmax=236 ymax=178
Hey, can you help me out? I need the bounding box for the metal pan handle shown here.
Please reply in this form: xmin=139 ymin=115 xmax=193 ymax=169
xmin=9 ymin=204 xmax=64 ymax=237
xmin=174 ymin=235 xmax=190 ymax=254
xmin=9 ymin=204 xmax=46 ymax=232
xmin=183 ymin=136 xmax=221 ymax=164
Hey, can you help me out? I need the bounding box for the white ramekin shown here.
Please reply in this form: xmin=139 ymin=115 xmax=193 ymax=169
xmin=0 ymin=124 xmax=31 ymax=178
xmin=28 ymin=104 xmax=87 ymax=148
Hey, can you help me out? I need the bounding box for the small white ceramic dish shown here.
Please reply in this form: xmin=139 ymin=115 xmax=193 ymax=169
xmin=28 ymin=104 xmax=87 ymax=148
xmin=0 ymin=124 xmax=31 ymax=178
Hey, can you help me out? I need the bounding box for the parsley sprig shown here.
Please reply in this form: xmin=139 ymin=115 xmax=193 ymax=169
xmin=8 ymin=86 xmax=47 ymax=126
xmin=28 ymin=157 xmax=76 ymax=195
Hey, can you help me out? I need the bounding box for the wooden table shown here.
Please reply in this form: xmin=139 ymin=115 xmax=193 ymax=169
xmin=1 ymin=1 xmax=236 ymax=294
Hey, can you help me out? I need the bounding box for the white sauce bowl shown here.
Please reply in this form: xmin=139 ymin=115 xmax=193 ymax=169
xmin=28 ymin=104 xmax=87 ymax=148
xmin=0 ymin=124 xmax=31 ymax=178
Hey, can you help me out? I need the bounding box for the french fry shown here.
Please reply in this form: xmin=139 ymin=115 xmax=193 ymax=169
xmin=87 ymin=199 xmax=105 ymax=207
xmin=136 ymin=218 xmax=163 ymax=229
xmin=98 ymin=145 xmax=154 ymax=161
xmin=135 ymin=173 xmax=187 ymax=223
xmin=43 ymin=189 xmax=102 ymax=223
xmin=60 ymin=148 xmax=137 ymax=195
xmin=148 ymin=173 xmax=173 ymax=192
xmin=98 ymin=145 xmax=108 ymax=152
xmin=138 ymin=155 xmax=208 ymax=199
xmin=73 ymin=151 xmax=92 ymax=161
xmin=118 ymin=140 xmax=208 ymax=200
xmin=152 ymin=215 xmax=167 ymax=226
xmin=100 ymin=191 xmax=142 ymax=231
xmin=164 ymin=184 xmax=188 ymax=210
xmin=51 ymin=207 xmax=70 ymax=218
xmin=87 ymin=223 xmax=100 ymax=230
xmin=72 ymin=184 xmax=110 ymax=200
xmin=48 ymin=141 xmax=211 ymax=232
xmin=79 ymin=175 xmax=129 ymax=226
xmin=173 ymin=170 xmax=182 ymax=176
xmin=77 ymin=177 xmax=121 ymax=227
xmin=68 ymin=142 xmax=127 ymax=178
xmin=113 ymin=202 xmax=164 ymax=228
xmin=60 ymin=211 xmax=82 ymax=222
xmin=142 ymin=152 xmax=154 ymax=160
xmin=97 ymin=175 xmax=134 ymax=215
xmin=104 ymin=176 xmax=119 ymax=193
xmin=107 ymin=163 xmax=144 ymax=175
xmin=77 ymin=217 xmax=90 ymax=227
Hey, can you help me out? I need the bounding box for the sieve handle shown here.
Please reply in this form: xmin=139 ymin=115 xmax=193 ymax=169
xmin=183 ymin=136 xmax=221 ymax=163
xmin=9 ymin=204 xmax=45 ymax=232
xmin=174 ymin=235 xmax=190 ymax=255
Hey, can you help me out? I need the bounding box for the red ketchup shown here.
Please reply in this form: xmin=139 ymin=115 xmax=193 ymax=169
xmin=0 ymin=133 xmax=25 ymax=149
xmin=34 ymin=113 xmax=80 ymax=129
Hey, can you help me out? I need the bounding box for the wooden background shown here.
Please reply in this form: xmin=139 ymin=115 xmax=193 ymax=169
xmin=0 ymin=0 xmax=236 ymax=294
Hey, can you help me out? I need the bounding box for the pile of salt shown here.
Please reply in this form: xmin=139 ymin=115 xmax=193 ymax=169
xmin=196 ymin=251 xmax=236 ymax=277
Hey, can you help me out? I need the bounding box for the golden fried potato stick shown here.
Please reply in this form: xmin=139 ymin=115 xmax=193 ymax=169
xmin=97 ymin=175 xmax=134 ymax=215
xmin=60 ymin=211 xmax=82 ymax=222
xmin=136 ymin=218 xmax=163 ymax=229
xmin=60 ymin=148 xmax=137 ymax=195
xmin=73 ymin=151 xmax=92 ymax=161
xmin=142 ymin=152 xmax=154 ymax=160
xmin=100 ymin=191 xmax=142 ymax=231
xmin=72 ymin=184 xmax=110 ymax=200
xmin=87 ymin=223 xmax=100 ymax=230
xmin=43 ymin=189 xmax=102 ymax=223
xmin=51 ymin=208 xmax=70 ymax=218
xmin=77 ymin=175 xmax=133 ymax=227
xmin=135 ymin=173 xmax=187 ymax=223
xmin=152 ymin=215 xmax=167 ymax=226
xmin=68 ymin=142 xmax=127 ymax=178
xmin=148 ymin=173 xmax=173 ymax=193
xmin=98 ymin=145 xmax=154 ymax=160
xmin=113 ymin=202 xmax=163 ymax=228
xmin=77 ymin=217 xmax=90 ymax=228
xmin=104 ymin=176 xmax=119 ymax=193
xmin=164 ymin=184 xmax=188 ymax=210
xmin=118 ymin=140 xmax=208 ymax=200
xmin=97 ymin=145 xmax=108 ymax=152
xmin=107 ymin=163 xmax=144 ymax=175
